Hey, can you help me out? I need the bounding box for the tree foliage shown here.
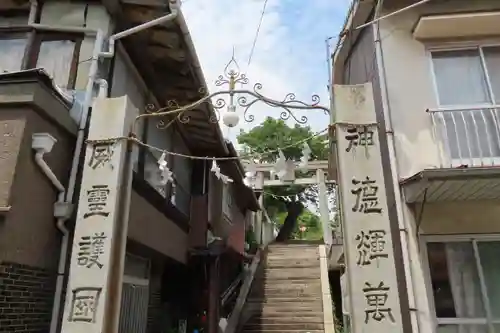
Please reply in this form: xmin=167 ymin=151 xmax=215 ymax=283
xmin=237 ymin=117 xmax=333 ymax=219
xmin=276 ymin=209 xmax=323 ymax=241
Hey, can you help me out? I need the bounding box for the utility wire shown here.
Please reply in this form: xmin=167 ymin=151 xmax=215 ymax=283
xmin=247 ymin=0 xmax=269 ymax=67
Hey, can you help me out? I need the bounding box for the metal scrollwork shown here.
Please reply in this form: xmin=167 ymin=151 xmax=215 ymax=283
xmin=237 ymin=82 xmax=327 ymax=125
xmin=137 ymin=55 xmax=331 ymax=130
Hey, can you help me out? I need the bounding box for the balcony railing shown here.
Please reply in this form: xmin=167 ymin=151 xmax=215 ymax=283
xmin=428 ymin=105 xmax=500 ymax=168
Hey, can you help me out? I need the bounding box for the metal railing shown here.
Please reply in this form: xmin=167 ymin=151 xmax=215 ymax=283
xmin=224 ymin=247 xmax=263 ymax=333
xmin=220 ymin=271 xmax=245 ymax=318
xmin=428 ymin=105 xmax=500 ymax=168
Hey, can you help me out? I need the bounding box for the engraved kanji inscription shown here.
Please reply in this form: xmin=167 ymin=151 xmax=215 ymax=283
xmin=356 ymin=229 xmax=389 ymax=266
xmin=88 ymin=143 xmax=114 ymax=169
xmin=68 ymin=287 xmax=102 ymax=323
xmin=83 ymin=185 xmax=111 ymax=219
xmin=351 ymin=176 xmax=382 ymax=214
xmin=363 ymin=281 xmax=395 ymax=323
xmin=77 ymin=232 xmax=107 ymax=269
xmin=345 ymin=126 xmax=374 ymax=153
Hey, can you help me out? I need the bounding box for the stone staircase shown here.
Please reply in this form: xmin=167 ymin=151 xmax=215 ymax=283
xmin=241 ymin=243 xmax=327 ymax=333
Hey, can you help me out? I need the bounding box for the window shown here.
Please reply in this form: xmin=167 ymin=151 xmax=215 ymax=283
xmin=170 ymin=130 xmax=192 ymax=217
xmin=0 ymin=35 xmax=28 ymax=72
xmin=28 ymin=33 xmax=82 ymax=89
xmin=222 ymin=183 xmax=233 ymax=219
xmin=0 ymin=29 xmax=82 ymax=89
xmin=425 ymin=238 xmax=500 ymax=333
xmin=431 ymin=46 xmax=500 ymax=165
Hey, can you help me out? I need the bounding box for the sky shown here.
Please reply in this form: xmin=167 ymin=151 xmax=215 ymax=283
xmin=182 ymin=0 xmax=351 ymax=144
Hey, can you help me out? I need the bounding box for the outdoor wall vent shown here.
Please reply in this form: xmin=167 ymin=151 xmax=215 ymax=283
xmin=32 ymin=133 xmax=57 ymax=154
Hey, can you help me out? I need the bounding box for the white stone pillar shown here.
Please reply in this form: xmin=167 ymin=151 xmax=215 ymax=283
xmin=317 ymin=168 xmax=333 ymax=245
xmin=255 ymin=171 xmax=264 ymax=245
xmin=61 ymin=96 xmax=137 ymax=333
xmin=334 ymin=83 xmax=406 ymax=333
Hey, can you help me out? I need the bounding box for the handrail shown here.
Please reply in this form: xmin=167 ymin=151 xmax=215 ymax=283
xmin=426 ymin=105 xmax=500 ymax=113
xmin=224 ymin=247 xmax=264 ymax=333
xmin=221 ymin=272 xmax=244 ymax=307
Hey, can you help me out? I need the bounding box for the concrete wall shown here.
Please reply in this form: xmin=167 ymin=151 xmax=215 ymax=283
xmin=0 ymin=77 xmax=76 ymax=333
xmin=379 ymin=0 xmax=500 ymax=179
xmin=378 ymin=0 xmax=500 ymax=236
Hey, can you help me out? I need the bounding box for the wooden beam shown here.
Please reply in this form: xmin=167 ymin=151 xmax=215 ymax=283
xmin=121 ymin=0 xmax=167 ymax=8
xmin=246 ymin=160 xmax=330 ymax=172
xmin=263 ymin=177 xmax=336 ymax=187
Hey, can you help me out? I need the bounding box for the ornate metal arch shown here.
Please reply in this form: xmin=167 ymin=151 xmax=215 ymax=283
xmin=137 ymin=55 xmax=330 ymax=132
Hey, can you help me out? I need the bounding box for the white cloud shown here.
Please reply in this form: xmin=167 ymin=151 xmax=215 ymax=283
xmin=182 ymin=0 xmax=349 ymax=143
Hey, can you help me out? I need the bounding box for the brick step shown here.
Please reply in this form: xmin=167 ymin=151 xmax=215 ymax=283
xmin=244 ymin=323 xmax=324 ymax=331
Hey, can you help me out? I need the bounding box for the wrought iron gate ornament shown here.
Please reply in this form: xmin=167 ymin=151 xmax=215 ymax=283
xmin=137 ymin=55 xmax=330 ymax=132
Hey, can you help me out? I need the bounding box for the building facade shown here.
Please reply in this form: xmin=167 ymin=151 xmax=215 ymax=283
xmin=0 ymin=1 xmax=259 ymax=333
xmin=332 ymin=0 xmax=500 ymax=332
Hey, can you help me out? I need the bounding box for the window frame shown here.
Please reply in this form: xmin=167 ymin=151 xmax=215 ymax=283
xmin=222 ymin=182 xmax=234 ymax=225
xmin=421 ymin=234 xmax=500 ymax=332
xmin=426 ymin=43 xmax=500 ymax=166
xmin=427 ymin=42 xmax=500 ymax=110
xmin=0 ymin=27 xmax=32 ymax=71
xmin=26 ymin=31 xmax=84 ymax=89
xmin=0 ymin=27 xmax=83 ymax=88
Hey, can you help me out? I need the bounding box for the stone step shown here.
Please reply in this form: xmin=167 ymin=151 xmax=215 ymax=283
xmin=265 ymin=256 xmax=319 ymax=261
xmin=261 ymin=271 xmax=321 ymax=280
xmin=267 ymin=250 xmax=318 ymax=255
xmin=253 ymin=281 xmax=322 ymax=290
xmin=247 ymin=316 xmax=323 ymax=325
xmin=250 ymin=285 xmax=322 ymax=296
xmin=244 ymin=322 xmax=324 ymax=331
xmin=250 ymin=306 xmax=324 ymax=315
xmin=250 ymin=304 xmax=323 ymax=318
xmin=247 ymin=296 xmax=322 ymax=304
xmin=263 ymin=267 xmax=321 ymax=273
xmin=254 ymin=277 xmax=321 ymax=284
xmin=250 ymin=291 xmax=322 ymax=299
xmin=267 ymin=248 xmax=318 ymax=253
xmin=268 ymin=243 xmax=320 ymax=248
xmin=242 ymin=330 xmax=323 ymax=333
xmin=265 ymin=260 xmax=320 ymax=268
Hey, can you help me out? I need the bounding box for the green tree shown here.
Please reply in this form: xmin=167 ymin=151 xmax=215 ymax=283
xmin=276 ymin=209 xmax=323 ymax=241
xmin=237 ymin=117 xmax=333 ymax=241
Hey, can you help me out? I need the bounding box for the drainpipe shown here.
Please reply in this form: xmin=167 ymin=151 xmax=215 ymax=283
xmin=28 ymin=0 xmax=37 ymax=24
xmin=27 ymin=2 xmax=105 ymax=332
xmin=372 ymin=2 xmax=420 ymax=333
xmin=31 ymin=133 xmax=73 ymax=333
xmin=26 ymin=2 xmax=196 ymax=332
xmin=99 ymin=0 xmax=180 ymax=60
